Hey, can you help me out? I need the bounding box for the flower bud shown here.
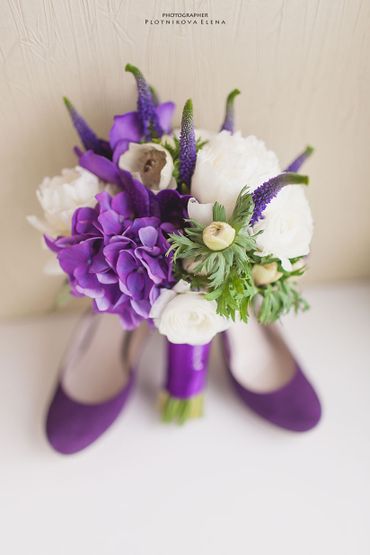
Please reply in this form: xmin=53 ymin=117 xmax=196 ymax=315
xmin=252 ymin=262 xmax=282 ymax=286
xmin=202 ymin=221 xmax=236 ymax=251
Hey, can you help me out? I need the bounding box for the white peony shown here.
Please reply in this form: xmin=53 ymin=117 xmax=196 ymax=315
xmin=119 ymin=142 xmax=175 ymax=192
xmin=189 ymin=131 xmax=313 ymax=268
xmin=27 ymin=167 xmax=102 ymax=237
xmin=150 ymin=280 xmax=230 ymax=345
xmin=191 ymin=131 xmax=280 ymax=217
xmin=254 ymin=186 xmax=313 ymax=270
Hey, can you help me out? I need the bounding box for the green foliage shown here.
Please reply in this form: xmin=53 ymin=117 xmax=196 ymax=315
xmin=167 ymin=181 xmax=309 ymax=324
xmin=256 ymin=279 xmax=309 ymax=325
xmin=168 ymin=188 xmax=259 ymax=321
xmin=212 ymin=202 xmax=227 ymax=222
xmin=229 ymin=186 xmax=255 ymax=232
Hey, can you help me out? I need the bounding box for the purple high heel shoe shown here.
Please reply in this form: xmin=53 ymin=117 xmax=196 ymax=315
xmin=222 ymin=318 xmax=321 ymax=432
xmin=46 ymin=310 xmax=148 ymax=454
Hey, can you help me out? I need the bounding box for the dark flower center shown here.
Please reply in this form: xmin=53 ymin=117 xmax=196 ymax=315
xmin=139 ymin=148 xmax=166 ymax=189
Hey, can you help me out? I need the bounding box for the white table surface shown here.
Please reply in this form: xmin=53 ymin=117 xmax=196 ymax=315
xmin=1 ymin=282 xmax=369 ymax=555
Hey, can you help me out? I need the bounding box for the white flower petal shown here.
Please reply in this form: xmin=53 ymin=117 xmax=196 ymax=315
xmin=26 ymin=215 xmax=53 ymax=235
xmin=187 ymin=198 xmax=214 ymax=225
xmin=149 ymin=288 xmax=177 ymax=319
xmin=173 ymin=279 xmax=192 ymax=294
xmin=152 ymin=286 xmax=230 ymax=345
xmin=28 ymin=166 xmax=104 ymax=238
xmin=254 ymin=186 xmax=313 ymax=263
xmin=191 ymin=131 xmax=280 ymax=218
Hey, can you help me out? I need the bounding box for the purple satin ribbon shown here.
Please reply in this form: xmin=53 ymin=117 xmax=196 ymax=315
xmin=165 ymin=341 xmax=211 ymax=399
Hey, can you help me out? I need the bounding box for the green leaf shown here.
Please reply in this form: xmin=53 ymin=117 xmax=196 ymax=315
xmin=256 ymin=279 xmax=309 ymax=324
xmin=230 ymin=186 xmax=255 ymax=231
xmin=212 ymin=202 xmax=227 ymax=222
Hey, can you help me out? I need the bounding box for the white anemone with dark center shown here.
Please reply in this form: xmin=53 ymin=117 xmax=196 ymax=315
xmin=118 ymin=142 xmax=176 ymax=192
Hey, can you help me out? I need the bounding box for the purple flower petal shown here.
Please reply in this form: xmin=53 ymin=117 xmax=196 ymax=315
xmin=72 ymin=207 xmax=98 ymax=235
xmin=137 ymin=251 xmax=167 ymax=284
xmin=156 ymin=189 xmax=189 ymax=225
xmin=103 ymin=238 xmax=133 ymax=267
xmin=116 ymin=251 xmax=137 ymax=279
xmin=117 ymin=304 xmax=143 ymax=330
xmin=112 ymin=139 xmax=131 ymax=165
xmin=128 ymin=216 xmax=160 ymax=236
xmin=58 ymin=240 xmax=94 ymax=274
xmin=156 ymin=102 xmax=176 ymax=134
xmin=126 ymin=271 xmax=145 ymax=300
xmin=89 ymin=251 xmax=109 ymax=273
xmin=112 ymin=192 xmax=132 ymax=217
xmin=74 ymin=266 xmax=103 ymax=297
xmin=79 ymin=150 xmax=120 ymax=184
xmin=130 ymin=298 xmax=151 ymax=318
xmin=138 ymin=226 xmax=158 ymax=248
xmin=119 ymin=170 xmax=152 ymax=216
xmin=109 ymin=112 xmax=143 ymax=149
xmin=96 ymin=270 xmax=118 ymax=284
xmin=98 ymin=210 xmax=123 ymax=236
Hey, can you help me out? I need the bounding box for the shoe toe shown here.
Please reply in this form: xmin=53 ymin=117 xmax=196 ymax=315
xmin=46 ymin=383 xmax=132 ymax=455
xmin=268 ymin=369 xmax=322 ymax=431
xmin=231 ymin=365 xmax=322 ymax=432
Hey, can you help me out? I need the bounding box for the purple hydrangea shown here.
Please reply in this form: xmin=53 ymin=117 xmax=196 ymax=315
xmin=46 ymin=180 xmax=188 ymax=329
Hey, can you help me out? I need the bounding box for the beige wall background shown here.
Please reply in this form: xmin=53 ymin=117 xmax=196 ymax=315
xmin=1 ymin=0 xmax=369 ymax=318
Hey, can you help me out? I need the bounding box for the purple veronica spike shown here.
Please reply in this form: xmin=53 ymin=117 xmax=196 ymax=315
xmin=251 ymin=173 xmax=309 ymax=226
xmin=179 ymin=99 xmax=196 ymax=191
xmin=125 ymin=64 xmax=162 ymax=141
xmin=285 ymin=145 xmax=314 ymax=173
xmin=149 ymin=85 xmax=159 ymax=106
xmin=220 ymin=89 xmax=240 ymax=132
xmin=63 ymin=97 xmax=112 ymax=158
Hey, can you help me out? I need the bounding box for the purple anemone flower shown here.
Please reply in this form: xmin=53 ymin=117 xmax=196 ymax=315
xmin=109 ymin=65 xmax=176 ymax=164
xmin=46 ymin=179 xmax=188 ymax=330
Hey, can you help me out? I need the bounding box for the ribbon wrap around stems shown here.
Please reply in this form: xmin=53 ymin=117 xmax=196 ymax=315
xmin=165 ymin=341 xmax=211 ymax=400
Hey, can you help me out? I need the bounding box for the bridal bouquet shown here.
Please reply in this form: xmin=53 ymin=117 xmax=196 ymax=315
xmin=29 ymin=64 xmax=314 ymax=423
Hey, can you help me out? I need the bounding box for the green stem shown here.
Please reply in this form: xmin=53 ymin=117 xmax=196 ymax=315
xmin=159 ymin=392 xmax=204 ymax=424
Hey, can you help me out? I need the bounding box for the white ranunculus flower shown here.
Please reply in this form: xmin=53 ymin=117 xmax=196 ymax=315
xmin=27 ymin=167 xmax=102 ymax=237
xmin=191 ymin=131 xmax=280 ymax=217
xmin=118 ymin=142 xmax=175 ymax=192
xmin=254 ymin=186 xmax=313 ymax=270
xmin=150 ymin=280 xmax=230 ymax=345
